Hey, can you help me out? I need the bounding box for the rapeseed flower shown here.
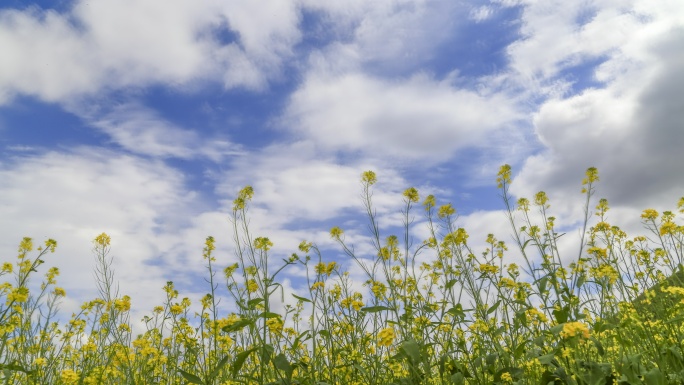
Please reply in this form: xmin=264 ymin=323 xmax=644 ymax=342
xmin=377 ymin=327 xmax=395 ymax=347
xmin=560 ymin=321 xmax=590 ymax=340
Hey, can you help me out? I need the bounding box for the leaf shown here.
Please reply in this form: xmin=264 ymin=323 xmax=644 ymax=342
xmin=549 ymin=323 xmax=565 ymax=336
xmin=445 ymin=279 xmax=457 ymax=290
xmin=178 ymin=369 xmax=205 ymax=384
xmin=576 ymin=274 xmax=586 ymax=289
xmin=552 ymin=306 xmax=569 ymax=324
xmin=258 ymin=311 xmax=281 ymax=319
xmin=538 ymin=353 xmax=556 ymax=366
xmin=446 ymin=304 xmax=467 ymax=320
xmin=360 ymin=305 xmax=393 ymax=313
xmin=272 ymin=353 xmax=293 ymax=379
xmin=261 ymin=344 xmax=275 ymax=362
xmin=292 ymin=294 xmax=311 ymax=303
xmin=590 ymin=337 xmax=605 ymax=356
xmin=0 ymin=362 xmax=34 ymax=375
xmin=232 ymin=348 xmax=259 ymax=377
xmin=222 ymin=318 xmax=254 ymax=333
xmin=487 ymin=300 xmax=501 ymax=316
xmin=399 ymin=339 xmax=421 ymax=364
xmin=248 ymin=298 xmax=265 ymax=309
xmin=292 ymin=330 xmax=311 ymax=350
xmin=209 ymin=355 xmax=231 ymax=380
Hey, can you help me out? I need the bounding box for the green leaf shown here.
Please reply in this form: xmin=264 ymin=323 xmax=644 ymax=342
xmin=258 ymin=311 xmax=281 ymax=319
xmin=553 ymin=305 xmax=569 ymax=324
xmin=538 ymin=353 xmax=556 ymax=366
xmin=292 ymin=330 xmax=311 ymax=350
xmin=209 ymin=355 xmax=231 ymax=380
xmin=360 ymin=305 xmax=393 ymax=313
xmin=590 ymin=337 xmax=605 ymax=356
xmin=222 ymin=318 xmax=254 ymax=333
xmin=261 ymin=344 xmax=275 ymax=362
xmin=576 ymin=274 xmax=586 ymax=289
xmin=0 ymin=362 xmax=34 ymax=375
xmin=445 ymin=279 xmax=458 ymax=290
xmin=549 ymin=323 xmax=565 ymax=336
xmin=292 ymin=294 xmax=312 ymax=303
xmin=399 ymin=339 xmax=421 ymax=363
xmin=486 ymin=300 xmax=501 ymax=316
xmin=177 ymin=369 xmax=205 ymax=384
xmin=446 ymin=304 xmax=467 ymax=320
xmin=232 ymin=348 xmax=259 ymax=377
xmin=248 ymin=298 xmax=264 ymax=309
xmin=272 ymin=353 xmax=293 ymax=379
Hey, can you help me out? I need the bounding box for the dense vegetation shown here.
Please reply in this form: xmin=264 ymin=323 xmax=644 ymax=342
xmin=1 ymin=166 xmax=683 ymax=384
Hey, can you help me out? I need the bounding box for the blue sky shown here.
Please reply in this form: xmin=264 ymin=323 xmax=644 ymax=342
xmin=1 ymin=0 xmax=684 ymax=321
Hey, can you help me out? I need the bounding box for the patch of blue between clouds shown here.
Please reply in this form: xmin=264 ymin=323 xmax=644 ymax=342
xmin=0 ymin=0 xmax=71 ymax=12
xmin=556 ymin=55 xmax=609 ymax=95
xmin=0 ymin=96 xmax=101 ymax=154
xmin=426 ymin=4 xmax=524 ymax=81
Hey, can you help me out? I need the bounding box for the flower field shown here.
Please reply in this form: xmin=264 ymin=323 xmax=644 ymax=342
xmin=1 ymin=166 xmax=683 ymax=384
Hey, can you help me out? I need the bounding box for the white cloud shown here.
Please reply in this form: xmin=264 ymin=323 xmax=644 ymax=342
xmin=284 ymin=72 xmax=521 ymax=161
xmin=0 ymin=0 xmax=304 ymax=102
xmin=510 ymin=10 xmax=684 ymax=223
xmin=0 ymin=148 xmax=209 ymax=317
xmin=470 ymin=6 xmax=494 ymax=22
xmin=300 ymin=0 xmax=469 ymax=74
xmin=80 ymin=102 xmax=242 ymax=161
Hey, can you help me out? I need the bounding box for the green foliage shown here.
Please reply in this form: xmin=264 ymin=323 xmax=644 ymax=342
xmin=1 ymin=166 xmax=684 ymax=384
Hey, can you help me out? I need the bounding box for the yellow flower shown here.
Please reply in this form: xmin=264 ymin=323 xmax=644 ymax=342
xmin=18 ymin=237 xmax=33 ymax=255
xmin=33 ymin=357 xmax=47 ymax=368
xmin=254 ymin=237 xmax=273 ymax=251
xmin=403 ymin=187 xmax=419 ymax=203
xmin=377 ymin=327 xmax=395 ymax=347
xmin=423 ymin=194 xmax=436 ymax=210
xmin=246 ymin=279 xmax=259 ymax=293
xmin=659 ymin=221 xmax=677 ymax=236
xmin=361 ymin=170 xmax=377 ymax=185
xmin=535 ymin=191 xmax=548 ymax=206
xmin=641 ymin=209 xmax=659 ymax=221
xmin=233 ymin=185 xmax=254 ymax=210
xmin=478 ymin=264 xmax=499 ymax=275
xmin=501 ymin=371 xmax=513 ymax=383
xmin=329 ymin=227 xmax=344 ymax=240
xmin=438 ymin=204 xmax=456 ymax=219
xmin=61 ymin=369 xmax=79 ymax=384
xmin=2 ymin=262 xmax=13 ymax=274
xmin=94 ymin=233 xmax=111 ymax=247
xmin=113 ymin=295 xmax=131 ymax=312
xmin=325 ymin=262 xmax=337 ymax=276
xmin=582 ymin=167 xmax=599 ymax=185
xmin=298 ymin=240 xmax=312 ymax=253
xmin=310 ymin=281 xmax=325 ymax=291
xmin=371 ymin=281 xmax=387 ymax=297
xmin=560 ymin=321 xmax=590 ymax=340
xmin=53 ymin=287 xmax=66 ymax=297
xmin=266 ymin=318 xmax=283 ymax=334
xmin=6 ymin=287 xmax=29 ymax=304
xmin=497 ymin=164 xmax=511 ymax=188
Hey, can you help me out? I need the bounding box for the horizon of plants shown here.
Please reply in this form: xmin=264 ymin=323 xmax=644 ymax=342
xmin=1 ymin=165 xmax=683 ymax=385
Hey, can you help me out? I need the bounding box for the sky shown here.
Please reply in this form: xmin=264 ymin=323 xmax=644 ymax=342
xmin=1 ymin=0 xmax=684 ymax=323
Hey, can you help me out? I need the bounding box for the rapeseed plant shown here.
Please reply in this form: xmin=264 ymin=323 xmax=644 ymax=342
xmin=1 ymin=166 xmax=683 ymax=384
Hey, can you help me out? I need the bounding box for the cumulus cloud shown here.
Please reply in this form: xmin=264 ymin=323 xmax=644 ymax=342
xmin=0 ymin=148 xmax=209 ymax=315
xmin=284 ymin=72 xmax=521 ymax=161
xmin=0 ymin=0 xmax=304 ymax=103
xmin=510 ymin=7 xmax=684 ymax=222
